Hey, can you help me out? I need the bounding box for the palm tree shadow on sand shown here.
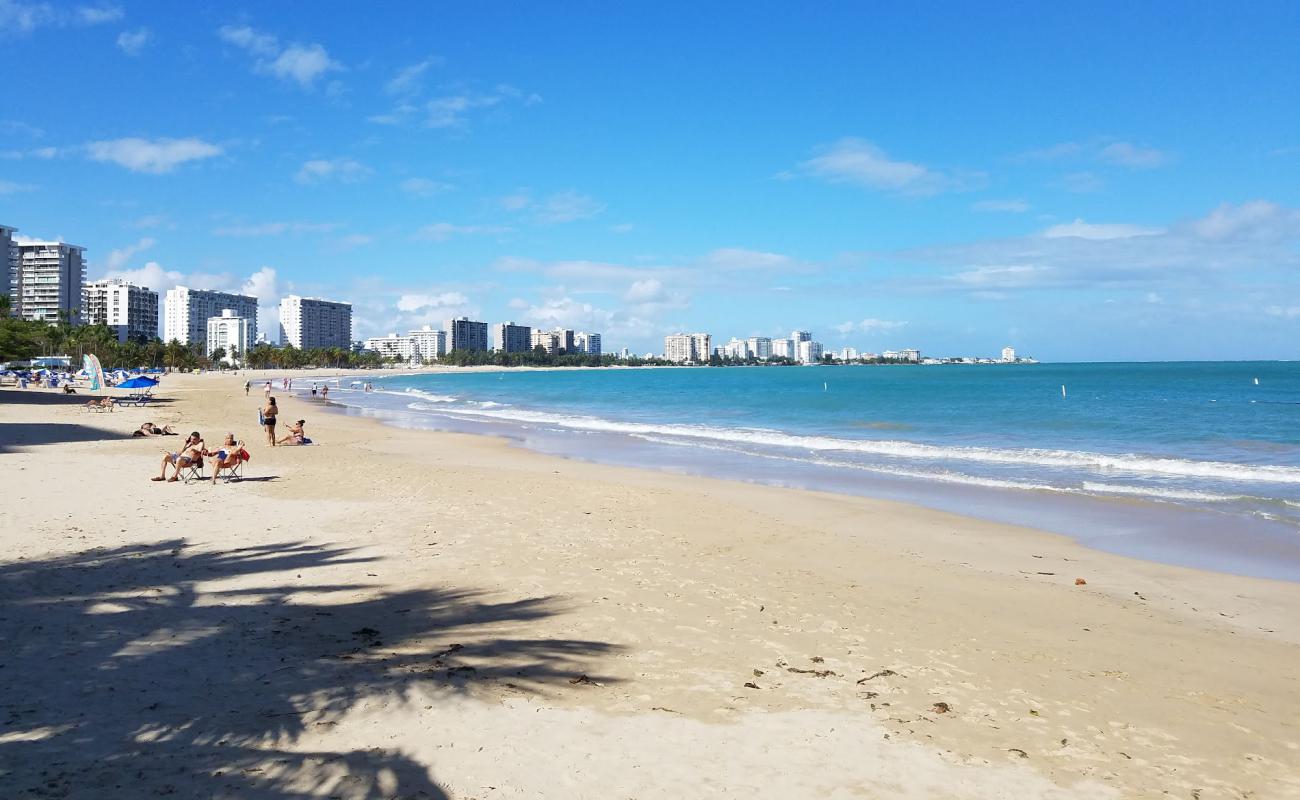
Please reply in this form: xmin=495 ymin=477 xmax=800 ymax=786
xmin=0 ymin=539 xmax=620 ymax=799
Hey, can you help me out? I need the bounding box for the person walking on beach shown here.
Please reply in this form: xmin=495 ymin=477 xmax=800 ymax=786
xmin=262 ymin=396 xmax=279 ymax=446
xmin=263 ymin=381 xmax=272 ymax=399
xmin=320 ymin=385 xmax=329 ymax=400
xmin=244 ymin=380 xmax=250 ymax=396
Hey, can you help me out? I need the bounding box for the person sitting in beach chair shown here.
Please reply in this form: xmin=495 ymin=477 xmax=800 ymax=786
xmin=84 ymin=397 xmax=114 ymax=412
xmin=132 ymin=422 xmax=176 ymax=437
xmin=276 ymin=419 xmax=310 ymax=446
xmin=205 ymin=433 xmax=250 ymax=484
xmin=152 ymin=432 xmax=205 ymax=482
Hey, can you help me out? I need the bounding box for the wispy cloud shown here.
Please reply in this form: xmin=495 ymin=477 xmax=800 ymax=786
xmin=115 ymin=27 xmax=150 ymax=55
xmin=413 ymin=222 xmax=514 ymax=242
xmin=0 ymin=180 xmax=36 ymax=194
xmin=104 ymin=236 xmax=155 ymax=270
xmin=370 ymin=83 xmax=540 ymax=129
xmin=86 ymin=137 xmax=223 ymax=173
xmin=400 ymin=177 xmax=454 ymax=196
xmin=1017 ymin=138 xmax=1170 ymax=170
xmin=294 ymin=158 xmax=370 ymax=184
xmin=1060 ymin=171 xmax=1104 ymax=194
xmin=385 ymin=59 xmax=438 ymax=96
xmin=834 ymin=318 xmax=908 ymax=335
xmin=212 ymin=221 xmax=341 ymax=237
xmin=1097 ymin=141 xmax=1168 ymax=169
xmin=787 ymin=137 xmax=980 ymax=195
xmin=1042 ymin=219 xmax=1163 ymax=240
xmin=1 ymin=2 xmax=121 ymax=32
xmin=217 ymin=23 xmax=341 ymax=88
xmin=972 ymin=199 xmax=1030 ymax=213
xmin=500 ymin=190 xmax=605 ymax=223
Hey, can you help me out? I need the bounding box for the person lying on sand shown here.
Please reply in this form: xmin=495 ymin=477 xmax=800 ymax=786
xmin=62 ymin=384 xmax=77 ymax=394
xmin=132 ymin=423 xmax=176 ymax=437
xmin=204 ymin=433 xmax=246 ymax=484
xmin=152 ymin=432 xmax=204 ymax=482
xmin=276 ymin=419 xmax=307 ymax=445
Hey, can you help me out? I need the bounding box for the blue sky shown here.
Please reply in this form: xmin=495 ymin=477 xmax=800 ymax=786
xmin=2 ymin=1 xmax=1298 ymax=360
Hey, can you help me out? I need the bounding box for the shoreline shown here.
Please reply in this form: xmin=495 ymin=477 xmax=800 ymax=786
xmin=312 ymin=370 xmax=1300 ymax=584
xmin=2 ymin=373 xmax=1299 ymax=797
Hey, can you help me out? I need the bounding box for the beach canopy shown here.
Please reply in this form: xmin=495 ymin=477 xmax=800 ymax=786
xmin=116 ymin=376 xmax=159 ymax=389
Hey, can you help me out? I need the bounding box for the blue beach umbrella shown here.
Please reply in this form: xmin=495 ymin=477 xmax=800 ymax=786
xmin=116 ymin=376 xmax=159 ymax=389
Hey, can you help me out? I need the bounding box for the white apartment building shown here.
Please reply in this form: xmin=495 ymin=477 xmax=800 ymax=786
xmin=14 ymin=240 xmax=85 ymax=324
xmin=364 ymin=333 xmax=416 ymax=361
xmin=838 ymin=346 xmax=859 ymax=362
xmin=165 ymin=287 xmax=257 ymax=348
xmin=206 ymin=310 xmax=251 ymax=365
xmin=445 ymin=317 xmax=489 ymax=352
xmin=492 ymin=322 xmax=532 ymax=353
xmin=531 ymin=328 xmax=560 ymax=355
xmin=1 ymin=225 xmax=15 ymax=302
xmin=747 ymin=336 xmax=773 ymax=360
xmin=772 ymin=338 xmax=793 ymax=359
xmin=722 ymin=338 xmax=750 ymax=360
xmin=83 ymin=279 xmax=159 ymax=342
xmin=574 ymin=331 xmax=601 ymax=356
xmin=1001 ymin=346 xmax=1016 ymax=362
xmin=664 ymin=332 xmax=711 ymax=363
xmin=410 ymin=325 xmax=446 ymax=361
xmin=791 ymin=330 xmax=812 ymax=346
xmin=279 ymin=295 xmax=352 ymax=350
xmin=796 ymin=339 xmax=824 ymax=364
xmin=900 ymin=348 xmax=920 ymax=362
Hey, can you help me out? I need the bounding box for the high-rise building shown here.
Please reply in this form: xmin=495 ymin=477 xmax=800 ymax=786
xmin=664 ymin=332 xmax=711 ymax=363
xmin=574 ymin=331 xmax=602 ymax=356
xmin=900 ymin=348 xmax=920 ymax=363
xmin=279 ymin=295 xmax=352 ymax=350
xmin=0 ymin=225 xmax=15 ymax=306
xmin=363 ymin=333 xmax=415 ymax=361
xmin=838 ymin=346 xmax=859 ymax=362
xmin=14 ymin=240 xmax=85 ymax=324
xmin=165 ymin=287 xmax=258 ymax=349
xmin=1001 ymin=346 xmax=1016 ymax=362
xmin=492 ymin=321 xmax=532 ymax=353
xmin=206 ymin=310 xmax=251 ymax=365
xmin=83 ymin=279 xmax=159 ymax=342
xmin=722 ymin=338 xmax=750 ymax=359
xmin=409 ymin=325 xmax=446 ymax=361
xmin=796 ymin=340 xmax=824 ymax=364
xmin=531 ymin=328 xmax=560 ymax=355
xmin=445 ymin=317 xmax=489 ymax=352
xmin=791 ymin=330 xmax=812 ymax=345
xmin=772 ymin=338 xmax=793 ymax=359
xmin=747 ymin=337 xmax=773 ymax=360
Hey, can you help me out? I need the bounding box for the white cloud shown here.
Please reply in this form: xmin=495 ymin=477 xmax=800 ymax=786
xmin=701 ymin=248 xmax=791 ymax=271
xmin=295 ymin=158 xmax=370 ymax=184
xmin=217 ymin=23 xmax=341 ymax=88
xmin=1097 ymin=142 xmax=1168 ymax=169
xmin=385 ymin=59 xmax=435 ymax=95
xmin=115 ymin=26 xmax=149 ymax=55
xmin=337 ymin=233 xmax=374 ymax=249
xmin=104 ymin=237 xmax=155 ymax=270
xmin=624 ymin=279 xmax=666 ymax=303
xmin=395 ymin=292 xmax=470 ymax=313
xmin=99 ymin=260 xmax=183 ymax=291
xmin=371 ymin=85 xmax=536 ymax=129
xmin=0 ymin=119 xmax=43 ymax=137
xmin=266 ymin=43 xmax=340 ymax=87
xmin=75 ymin=4 xmax=121 ymax=24
xmin=900 ymin=200 xmax=1300 ymax=293
xmin=400 ymin=177 xmax=454 ymax=196
xmin=531 ymin=191 xmax=605 ymax=224
xmin=414 ymin=222 xmax=513 ymax=242
xmin=241 ymin=266 xmax=280 ymax=303
xmin=426 ymin=93 xmax=502 ymax=128
xmin=834 ymin=318 xmax=908 ymax=335
xmin=0 ymin=180 xmax=35 ymax=194
xmin=217 ymin=24 xmax=278 ymax=57
xmin=1042 ymin=219 xmax=1163 ymax=240
xmin=792 ymin=138 xmax=976 ymax=195
xmin=972 ymin=199 xmax=1030 ymax=213
xmin=500 ymin=191 xmax=532 ymax=210
xmin=1 ymin=2 xmax=119 ymax=31
xmin=85 ymin=137 xmax=223 ymax=173
xmin=212 ymin=221 xmax=340 ymax=237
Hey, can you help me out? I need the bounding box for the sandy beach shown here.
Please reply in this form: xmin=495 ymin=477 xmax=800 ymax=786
xmin=2 ymin=372 xmax=1298 ymax=799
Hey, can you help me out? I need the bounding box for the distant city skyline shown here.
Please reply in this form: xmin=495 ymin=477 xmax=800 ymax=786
xmin=2 ymin=4 xmax=1298 ymax=360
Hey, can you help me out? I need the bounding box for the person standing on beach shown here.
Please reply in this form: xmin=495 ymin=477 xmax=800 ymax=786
xmin=262 ymin=396 xmax=279 ymax=446
xmin=244 ymin=380 xmax=250 ymax=396
xmin=320 ymin=385 xmax=329 ymax=400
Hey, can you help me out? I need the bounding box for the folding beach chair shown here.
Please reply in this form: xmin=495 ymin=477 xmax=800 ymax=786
xmin=180 ymin=456 xmax=206 ymax=484
xmin=211 ymin=447 xmax=250 ymax=484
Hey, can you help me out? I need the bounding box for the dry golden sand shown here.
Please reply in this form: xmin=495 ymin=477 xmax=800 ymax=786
xmin=1 ymin=372 xmax=1298 ymax=799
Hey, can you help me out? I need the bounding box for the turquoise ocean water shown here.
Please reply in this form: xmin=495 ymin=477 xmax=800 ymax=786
xmin=318 ymin=362 xmax=1300 ymax=579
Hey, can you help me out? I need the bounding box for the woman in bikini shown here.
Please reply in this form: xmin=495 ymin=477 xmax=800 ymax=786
xmin=206 ymin=434 xmax=245 ymax=484
xmin=262 ymin=396 xmax=278 ymax=446
xmin=152 ymin=432 xmax=204 ymax=482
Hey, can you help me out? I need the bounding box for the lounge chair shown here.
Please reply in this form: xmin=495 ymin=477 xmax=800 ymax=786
xmin=180 ymin=456 xmax=206 ymax=483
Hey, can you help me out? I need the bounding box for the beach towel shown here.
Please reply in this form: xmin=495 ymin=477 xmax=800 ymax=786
xmin=258 ymin=409 xmax=265 ymax=425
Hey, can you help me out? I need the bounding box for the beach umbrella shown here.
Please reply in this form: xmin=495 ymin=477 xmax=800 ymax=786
xmin=116 ymin=376 xmax=159 ymax=389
